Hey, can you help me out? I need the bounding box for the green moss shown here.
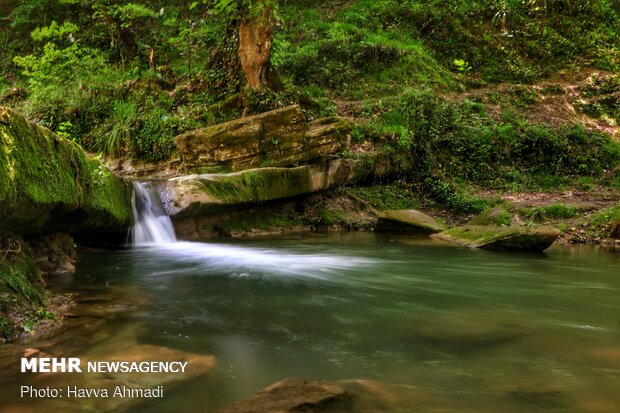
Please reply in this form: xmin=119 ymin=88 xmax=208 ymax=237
xmin=0 ymin=253 xmax=46 ymax=306
xmin=437 ymin=225 xmax=560 ymax=251
xmin=0 ymin=107 xmax=132 ymax=233
xmin=542 ymin=204 xmax=578 ymax=219
xmin=318 ymin=209 xmax=347 ymax=226
xmin=350 ymin=183 xmax=418 ymax=210
xmin=469 ymin=207 xmax=511 ymax=226
xmin=0 ymin=316 xmax=14 ymax=339
xmin=196 ymin=167 xmax=313 ymax=205
xmin=441 ymin=226 xmax=520 ymax=246
xmin=524 ymin=204 xmax=578 ymax=221
xmin=585 ymin=205 xmax=620 ymax=238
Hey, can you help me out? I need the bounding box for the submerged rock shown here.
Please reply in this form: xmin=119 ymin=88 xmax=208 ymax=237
xmin=0 ymin=107 xmax=132 ymax=234
xmin=433 ymin=225 xmax=560 ymax=252
xmin=174 ymin=105 xmax=350 ymax=173
xmin=412 ymin=314 xmax=528 ymax=353
xmin=216 ymin=379 xmax=352 ymax=413
xmin=376 ymin=209 xmax=447 ymax=234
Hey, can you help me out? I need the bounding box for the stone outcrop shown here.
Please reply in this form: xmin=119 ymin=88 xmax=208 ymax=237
xmin=376 ymin=209 xmax=447 ymax=234
xmin=0 ymin=106 xmax=133 ymax=235
xmin=174 ymin=105 xmax=350 ymax=173
xmin=156 ymin=159 xmax=357 ymax=219
xmin=216 ymin=379 xmax=352 ymax=413
xmin=433 ymin=225 xmax=560 ymax=252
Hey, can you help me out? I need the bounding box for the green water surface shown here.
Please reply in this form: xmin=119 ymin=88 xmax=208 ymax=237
xmin=2 ymin=233 xmax=619 ymax=412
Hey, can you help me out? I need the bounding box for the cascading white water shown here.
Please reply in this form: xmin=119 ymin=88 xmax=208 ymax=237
xmin=131 ymin=182 xmax=177 ymax=245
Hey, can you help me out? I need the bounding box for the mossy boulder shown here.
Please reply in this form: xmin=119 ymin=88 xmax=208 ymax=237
xmin=157 ymin=159 xmax=357 ymax=219
xmin=376 ymin=209 xmax=447 ymax=234
xmin=468 ymin=206 xmax=512 ymax=226
xmin=0 ymin=107 xmax=132 ymax=234
xmin=174 ymin=105 xmax=350 ymax=172
xmin=433 ymin=225 xmax=560 ymax=251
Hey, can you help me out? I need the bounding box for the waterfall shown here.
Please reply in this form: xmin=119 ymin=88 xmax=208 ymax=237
xmin=131 ymin=182 xmax=177 ymax=245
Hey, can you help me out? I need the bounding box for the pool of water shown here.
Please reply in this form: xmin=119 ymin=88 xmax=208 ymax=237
xmin=2 ymin=233 xmax=620 ymax=412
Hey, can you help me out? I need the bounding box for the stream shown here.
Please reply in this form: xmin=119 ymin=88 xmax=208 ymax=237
xmin=1 ymin=233 xmax=619 ymax=412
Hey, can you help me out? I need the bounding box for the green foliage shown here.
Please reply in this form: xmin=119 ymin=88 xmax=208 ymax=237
xmin=543 ymin=204 xmax=578 ymax=219
xmin=2 ymin=0 xmax=620 ymax=166
xmin=0 ymin=316 xmax=14 ymax=340
xmin=469 ymin=207 xmax=512 ymax=226
xmin=55 ymin=121 xmax=78 ymax=142
xmin=453 ymin=59 xmax=472 ymax=75
xmin=584 ymin=204 xmax=620 ymax=238
xmin=350 ymin=183 xmax=419 ymax=210
xmin=97 ymin=100 xmax=137 ymax=157
xmin=369 ymin=90 xmax=620 ymax=192
xmin=575 ymin=73 xmax=620 ymax=124
xmin=243 ymin=86 xmax=301 ymax=113
xmin=526 ymin=204 xmax=578 ymax=221
xmin=588 ymin=205 xmax=620 ymax=227
xmin=30 ymin=21 xmax=78 ymax=42
xmin=320 ymin=0 xmax=620 ymax=83
xmin=424 ymin=177 xmax=493 ymax=214
xmin=210 ymin=0 xmax=280 ymax=20
xmin=318 ymin=209 xmax=347 ymax=226
xmin=0 ymin=246 xmax=46 ymax=307
xmin=279 ymin=3 xmax=455 ymax=98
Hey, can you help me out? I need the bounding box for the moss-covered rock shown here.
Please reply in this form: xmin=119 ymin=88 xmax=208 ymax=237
xmin=157 ymin=159 xmax=357 ymax=219
xmin=0 ymin=107 xmax=132 ymax=234
xmin=468 ymin=206 xmax=512 ymax=226
xmin=174 ymin=105 xmax=350 ymax=172
xmin=433 ymin=225 xmax=560 ymax=252
xmin=376 ymin=209 xmax=447 ymax=234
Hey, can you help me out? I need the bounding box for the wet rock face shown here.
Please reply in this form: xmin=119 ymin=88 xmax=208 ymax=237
xmin=216 ymin=379 xmax=353 ymax=413
xmin=174 ymin=105 xmax=350 ymax=173
xmin=376 ymin=209 xmax=448 ymax=234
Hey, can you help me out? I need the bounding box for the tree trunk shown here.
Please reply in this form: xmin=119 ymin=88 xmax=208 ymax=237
xmin=237 ymin=3 xmax=276 ymax=89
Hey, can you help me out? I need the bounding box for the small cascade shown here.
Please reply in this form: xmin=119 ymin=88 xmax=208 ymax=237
xmin=131 ymin=182 xmax=177 ymax=245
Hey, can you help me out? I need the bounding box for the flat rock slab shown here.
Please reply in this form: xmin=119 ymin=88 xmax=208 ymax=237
xmin=216 ymin=379 xmax=352 ymax=413
xmin=433 ymin=225 xmax=560 ymax=252
xmin=174 ymin=105 xmax=350 ymax=173
xmin=376 ymin=209 xmax=447 ymax=234
xmin=157 ymin=159 xmax=358 ymax=219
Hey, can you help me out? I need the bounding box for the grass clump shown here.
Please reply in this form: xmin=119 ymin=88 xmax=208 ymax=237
xmin=349 ymin=182 xmax=419 ymax=211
